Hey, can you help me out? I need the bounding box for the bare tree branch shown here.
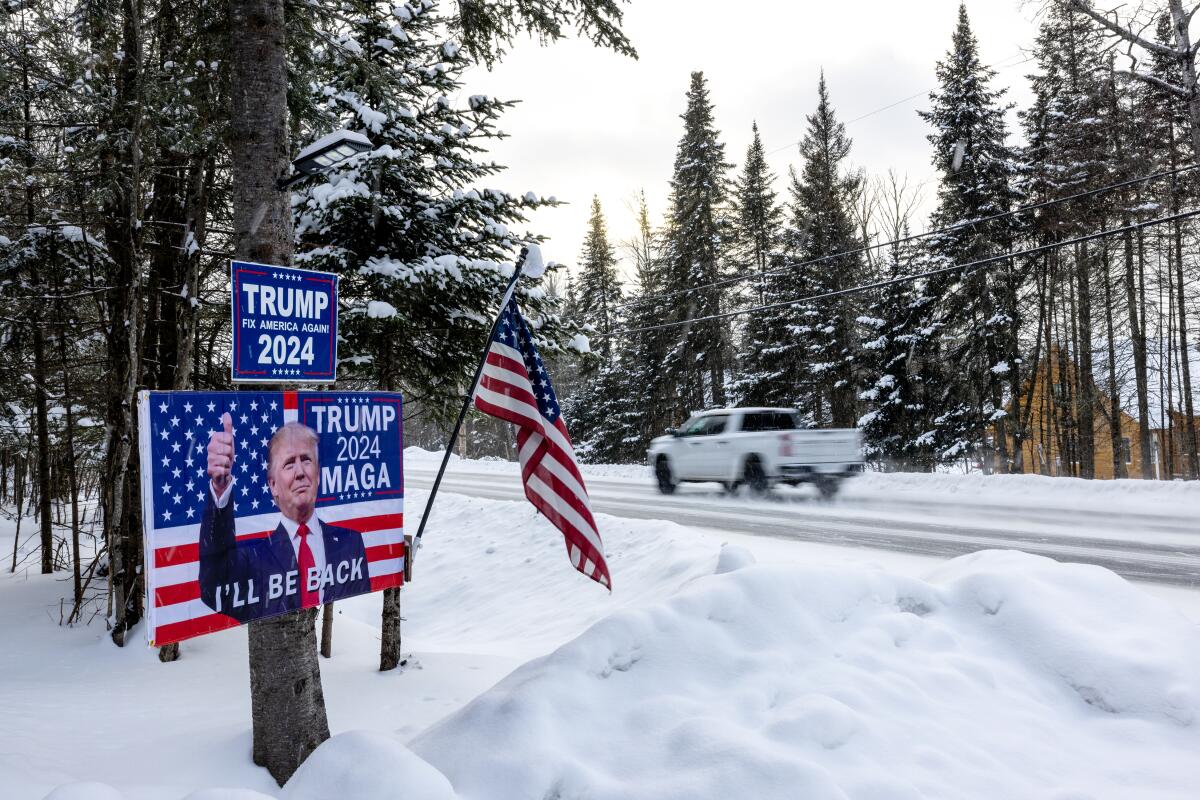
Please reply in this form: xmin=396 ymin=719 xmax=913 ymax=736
xmin=1067 ymin=0 xmax=1180 ymax=58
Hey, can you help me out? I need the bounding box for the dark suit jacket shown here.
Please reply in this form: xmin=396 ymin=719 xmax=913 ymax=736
xmin=198 ymin=493 xmax=371 ymax=623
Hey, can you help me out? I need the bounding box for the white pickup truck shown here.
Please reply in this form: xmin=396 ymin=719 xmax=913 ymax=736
xmin=647 ymin=407 xmax=863 ymax=498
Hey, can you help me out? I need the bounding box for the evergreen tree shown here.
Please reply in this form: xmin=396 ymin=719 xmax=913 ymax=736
xmin=294 ymin=0 xmax=578 ymax=427
xmin=563 ymin=196 xmax=625 ymax=459
xmin=572 ymin=195 xmax=623 ymax=357
xmin=659 ymin=71 xmax=734 ymax=419
xmin=570 ymin=192 xmax=668 ymax=462
xmin=919 ymin=4 xmax=1022 ymax=468
xmin=788 ymin=72 xmax=864 ymax=426
xmin=619 ymin=191 xmax=675 ymax=450
xmin=733 ymin=122 xmax=782 ymax=306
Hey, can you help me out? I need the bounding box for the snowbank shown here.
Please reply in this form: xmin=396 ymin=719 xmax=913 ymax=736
xmin=280 ymin=731 xmax=455 ymax=800
xmin=413 ymin=549 xmax=1200 ymax=800
xmin=46 ymin=548 xmax=1200 ymax=800
xmin=14 ymin=473 xmax=1200 ymax=800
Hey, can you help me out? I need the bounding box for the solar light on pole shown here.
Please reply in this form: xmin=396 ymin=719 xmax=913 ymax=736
xmin=278 ymin=129 xmax=372 ymax=189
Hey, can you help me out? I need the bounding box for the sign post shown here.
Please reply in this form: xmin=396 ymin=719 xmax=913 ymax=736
xmin=231 ymin=261 xmax=339 ymax=384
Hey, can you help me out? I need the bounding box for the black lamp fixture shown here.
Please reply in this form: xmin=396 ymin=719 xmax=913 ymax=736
xmin=278 ymin=128 xmax=373 ymax=189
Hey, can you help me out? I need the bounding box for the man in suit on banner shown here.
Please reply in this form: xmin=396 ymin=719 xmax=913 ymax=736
xmin=199 ymin=412 xmax=371 ymax=623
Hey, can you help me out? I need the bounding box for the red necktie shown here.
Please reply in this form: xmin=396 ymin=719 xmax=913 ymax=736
xmin=297 ymin=523 xmax=319 ymax=609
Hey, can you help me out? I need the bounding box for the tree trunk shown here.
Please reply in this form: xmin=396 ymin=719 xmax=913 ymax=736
xmin=230 ymin=0 xmax=329 ymax=784
xmin=1172 ymin=198 xmax=1198 ymax=478
xmin=1102 ymin=245 xmax=1125 ymax=479
xmin=32 ymin=320 xmax=53 ymax=574
xmin=1074 ymin=242 xmax=1095 ymax=479
xmin=1124 ymin=223 xmax=1152 ymax=478
xmin=102 ymin=0 xmax=147 ymax=647
xmin=11 ymin=456 xmax=24 ymax=572
xmin=249 ymin=608 xmax=330 ymax=786
xmin=1166 ymin=265 xmax=1177 ymax=477
xmin=55 ymin=294 xmax=83 ymax=608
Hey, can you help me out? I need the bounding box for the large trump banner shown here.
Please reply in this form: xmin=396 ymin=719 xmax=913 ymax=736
xmin=138 ymin=390 xmax=405 ymax=647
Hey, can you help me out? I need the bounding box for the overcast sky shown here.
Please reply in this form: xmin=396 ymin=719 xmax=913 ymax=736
xmin=463 ymin=0 xmax=1044 ymax=284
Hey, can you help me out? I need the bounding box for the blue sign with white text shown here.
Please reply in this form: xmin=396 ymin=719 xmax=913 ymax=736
xmin=231 ymin=261 xmax=338 ymax=383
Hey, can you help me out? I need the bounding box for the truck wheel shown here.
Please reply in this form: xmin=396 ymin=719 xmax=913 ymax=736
xmin=743 ymin=456 xmax=768 ymax=495
xmin=816 ymin=477 xmax=840 ymax=500
xmin=655 ymin=457 xmax=676 ymax=495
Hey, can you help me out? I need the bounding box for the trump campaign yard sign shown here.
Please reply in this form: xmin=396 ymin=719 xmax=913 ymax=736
xmin=138 ymin=390 xmax=404 ymax=647
xmin=231 ymin=261 xmax=338 ymax=383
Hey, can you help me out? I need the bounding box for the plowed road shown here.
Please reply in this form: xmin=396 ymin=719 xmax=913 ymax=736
xmin=407 ymin=466 xmax=1200 ymax=588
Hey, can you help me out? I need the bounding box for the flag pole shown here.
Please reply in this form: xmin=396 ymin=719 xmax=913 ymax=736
xmin=412 ymin=245 xmax=530 ymax=554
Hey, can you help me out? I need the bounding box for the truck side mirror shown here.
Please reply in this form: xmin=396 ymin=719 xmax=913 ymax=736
xmin=666 ymin=427 xmax=679 ymax=437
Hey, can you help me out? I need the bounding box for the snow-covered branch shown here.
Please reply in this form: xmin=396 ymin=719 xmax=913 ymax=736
xmin=1131 ymin=68 xmax=1190 ymax=98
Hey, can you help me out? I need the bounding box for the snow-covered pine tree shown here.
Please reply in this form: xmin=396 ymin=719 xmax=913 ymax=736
xmin=572 ymin=196 xmax=623 ymax=356
xmin=292 ymin=0 xmax=586 ymax=673
xmin=733 ymin=122 xmax=781 ymax=307
xmin=788 ymin=72 xmax=864 ymax=427
xmin=564 ymin=196 xmax=631 ymax=461
xmin=659 ymin=71 xmax=735 ymax=420
xmin=615 ymin=191 xmax=676 ymax=455
xmin=727 ymin=122 xmax=784 ymax=405
xmin=293 ymin=0 xmax=579 ymax=428
xmin=918 ymin=3 xmax=1022 ymax=470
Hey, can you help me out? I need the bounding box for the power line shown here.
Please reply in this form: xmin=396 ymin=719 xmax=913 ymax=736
xmin=591 ymin=208 xmax=1200 ymax=340
xmin=610 ymin=161 xmax=1200 ymax=315
xmin=764 ymin=52 xmax=1033 ymax=158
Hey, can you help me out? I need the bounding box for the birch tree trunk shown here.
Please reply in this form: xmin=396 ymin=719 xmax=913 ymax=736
xmin=1102 ymin=245 xmax=1126 ymax=478
xmin=1171 ymin=185 xmax=1198 ymax=478
xmin=230 ymin=0 xmax=330 ymax=784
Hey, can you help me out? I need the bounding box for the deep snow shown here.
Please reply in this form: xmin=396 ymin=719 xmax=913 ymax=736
xmin=4 ymin=459 xmax=1199 ymax=800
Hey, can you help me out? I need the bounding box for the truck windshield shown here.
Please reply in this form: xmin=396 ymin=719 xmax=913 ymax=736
xmin=679 ymin=415 xmax=728 ymax=436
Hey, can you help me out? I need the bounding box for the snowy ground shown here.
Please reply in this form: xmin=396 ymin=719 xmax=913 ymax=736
xmin=5 ymin=457 xmax=1200 ymax=799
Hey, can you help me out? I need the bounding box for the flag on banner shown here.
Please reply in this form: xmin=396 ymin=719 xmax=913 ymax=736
xmin=138 ymin=390 xmax=406 ymax=647
xmin=473 ymin=296 xmax=611 ymax=589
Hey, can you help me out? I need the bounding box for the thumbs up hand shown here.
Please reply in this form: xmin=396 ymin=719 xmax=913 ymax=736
xmin=207 ymin=412 xmax=235 ymax=494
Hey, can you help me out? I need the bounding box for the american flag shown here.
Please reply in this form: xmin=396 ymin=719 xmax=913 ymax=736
xmin=473 ymin=296 xmax=611 ymax=589
xmin=139 ymin=390 xmax=405 ymax=647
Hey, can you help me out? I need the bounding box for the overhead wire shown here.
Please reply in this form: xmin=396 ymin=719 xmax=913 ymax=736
xmin=764 ymin=51 xmax=1034 ymax=158
xmin=590 ymin=208 xmax=1200 ymax=340
xmin=609 ymin=161 xmax=1200 ymax=315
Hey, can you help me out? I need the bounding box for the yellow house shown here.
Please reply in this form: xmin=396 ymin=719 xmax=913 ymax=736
xmin=1003 ymin=348 xmax=1154 ymax=479
xmin=1154 ymin=409 xmax=1200 ymax=480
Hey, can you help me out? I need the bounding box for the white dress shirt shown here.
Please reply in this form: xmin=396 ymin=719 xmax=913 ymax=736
xmin=212 ymin=481 xmax=328 ymax=602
